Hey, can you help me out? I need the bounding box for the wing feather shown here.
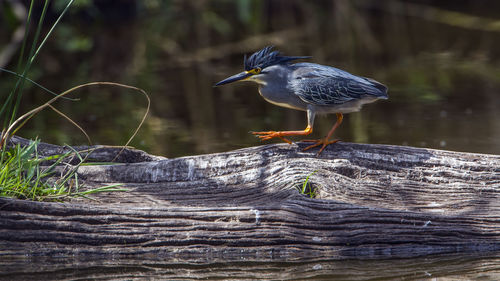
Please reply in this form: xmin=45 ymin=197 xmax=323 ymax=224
xmin=290 ymin=63 xmax=388 ymax=106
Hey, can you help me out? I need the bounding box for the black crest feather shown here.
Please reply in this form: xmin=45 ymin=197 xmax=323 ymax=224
xmin=244 ymin=46 xmax=310 ymax=71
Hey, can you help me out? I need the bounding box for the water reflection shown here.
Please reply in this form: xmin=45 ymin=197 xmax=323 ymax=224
xmin=1 ymin=0 xmax=499 ymax=158
xmin=1 ymin=253 xmax=499 ymax=280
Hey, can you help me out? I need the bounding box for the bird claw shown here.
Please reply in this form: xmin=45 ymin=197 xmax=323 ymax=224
xmin=302 ymin=138 xmax=339 ymax=155
xmin=251 ymin=131 xmax=292 ymax=144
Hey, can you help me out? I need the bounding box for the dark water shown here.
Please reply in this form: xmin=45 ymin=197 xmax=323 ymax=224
xmin=1 ymin=1 xmax=500 ymax=279
xmin=1 ymin=0 xmax=499 ymax=157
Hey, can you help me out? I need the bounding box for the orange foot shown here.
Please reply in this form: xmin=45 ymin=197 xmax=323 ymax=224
xmin=302 ymin=138 xmax=340 ymax=155
xmin=252 ymin=126 xmax=313 ymax=144
xmin=252 ymin=131 xmax=292 ymax=144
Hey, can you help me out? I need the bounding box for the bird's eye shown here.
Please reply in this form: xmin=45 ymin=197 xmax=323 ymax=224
xmin=249 ymin=68 xmax=261 ymax=75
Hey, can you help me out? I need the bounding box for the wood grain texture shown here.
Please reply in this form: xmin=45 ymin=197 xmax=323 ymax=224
xmin=1 ymin=253 xmax=499 ymax=280
xmin=1 ymin=136 xmax=499 ymax=263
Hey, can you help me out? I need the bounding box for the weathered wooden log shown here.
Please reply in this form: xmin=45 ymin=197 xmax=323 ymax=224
xmin=1 ymin=252 xmax=499 ymax=280
xmin=1 ymin=136 xmax=499 ymax=265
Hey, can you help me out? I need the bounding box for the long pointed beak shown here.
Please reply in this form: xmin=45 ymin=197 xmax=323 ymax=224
xmin=214 ymin=71 xmax=252 ymax=86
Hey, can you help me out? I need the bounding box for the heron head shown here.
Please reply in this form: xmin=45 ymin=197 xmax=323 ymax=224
xmin=214 ymin=46 xmax=310 ymax=86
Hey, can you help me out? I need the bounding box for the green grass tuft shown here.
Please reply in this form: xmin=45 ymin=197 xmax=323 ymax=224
xmin=0 ymin=1 xmax=140 ymax=202
xmin=0 ymin=139 xmax=126 ymax=201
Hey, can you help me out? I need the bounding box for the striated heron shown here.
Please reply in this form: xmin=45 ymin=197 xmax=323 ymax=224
xmin=215 ymin=46 xmax=388 ymax=155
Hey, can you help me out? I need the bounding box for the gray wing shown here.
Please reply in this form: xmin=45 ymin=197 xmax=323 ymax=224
xmin=290 ymin=63 xmax=388 ymax=105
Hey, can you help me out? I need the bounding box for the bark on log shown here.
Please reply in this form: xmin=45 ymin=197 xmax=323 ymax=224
xmin=1 ymin=136 xmax=499 ymax=264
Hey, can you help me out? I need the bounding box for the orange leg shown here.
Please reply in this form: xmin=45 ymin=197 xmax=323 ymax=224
xmin=252 ymin=125 xmax=313 ymax=144
xmin=302 ymin=113 xmax=343 ymax=155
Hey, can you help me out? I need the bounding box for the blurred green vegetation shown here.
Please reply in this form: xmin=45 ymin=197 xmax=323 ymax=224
xmin=1 ymin=0 xmax=499 ymax=156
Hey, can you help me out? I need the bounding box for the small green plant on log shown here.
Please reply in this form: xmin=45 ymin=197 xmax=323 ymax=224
xmin=298 ymin=170 xmax=319 ymax=198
